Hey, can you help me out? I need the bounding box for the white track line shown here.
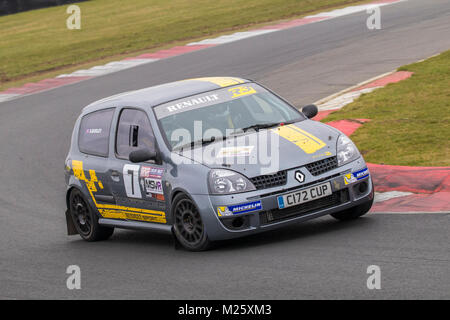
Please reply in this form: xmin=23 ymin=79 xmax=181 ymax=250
xmin=317 ymin=87 xmax=381 ymax=111
xmin=314 ymin=71 xmax=395 ymax=106
xmin=374 ymin=191 xmax=414 ymax=203
xmin=57 ymin=58 xmax=157 ymax=78
xmin=308 ymin=0 xmax=407 ymax=18
xmin=0 ymin=94 xmax=20 ymax=102
xmin=187 ymin=30 xmax=277 ymax=46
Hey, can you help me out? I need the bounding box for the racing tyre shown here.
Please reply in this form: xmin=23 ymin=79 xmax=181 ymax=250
xmin=69 ymin=189 xmax=114 ymax=241
xmin=330 ymin=197 xmax=373 ymax=221
xmin=172 ymin=193 xmax=211 ymax=251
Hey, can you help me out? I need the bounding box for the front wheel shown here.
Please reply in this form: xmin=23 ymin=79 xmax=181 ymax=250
xmin=69 ymin=189 xmax=114 ymax=241
xmin=330 ymin=197 xmax=373 ymax=221
xmin=172 ymin=193 xmax=211 ymax=251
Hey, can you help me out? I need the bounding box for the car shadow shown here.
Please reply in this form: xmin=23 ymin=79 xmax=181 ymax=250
xmin=66 ymin=228 xmax=174 ymax=251
xmin=65 ymin=215 xmax=375 ymax=253
xmin=212 ymin=215 xmax=375 ymax=252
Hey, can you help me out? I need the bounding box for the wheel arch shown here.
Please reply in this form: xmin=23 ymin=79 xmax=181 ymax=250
xmin=66 ymin=185 xmax=81 ymax=209
xmin=170 ymin=187 xmax=193 ymax=204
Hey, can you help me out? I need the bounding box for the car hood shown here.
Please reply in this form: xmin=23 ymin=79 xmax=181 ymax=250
xmin=176 ymin=120 xmax=341 ymax=178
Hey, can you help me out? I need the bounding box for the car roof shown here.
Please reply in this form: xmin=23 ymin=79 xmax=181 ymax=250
xmin=82 ymin=77 xmax=251 ymax=113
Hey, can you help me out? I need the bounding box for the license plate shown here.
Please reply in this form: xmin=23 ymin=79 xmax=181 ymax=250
xmin=277 ymin=182 xmax=332 ymax=209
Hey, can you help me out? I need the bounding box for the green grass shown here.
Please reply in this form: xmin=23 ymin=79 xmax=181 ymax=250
xmin=0 ymin=0 xmax=371 ymax=88
xmin=323 ymin=51 xmax=450 ymax=166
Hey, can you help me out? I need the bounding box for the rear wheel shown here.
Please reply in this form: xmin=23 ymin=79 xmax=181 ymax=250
xmin=172 ymin=193 xmax=211 ymax=251
xmin=331 ymin=197 xmax=373 ymax=221
xmin=69 ymin=189 xmax=114 ymax=241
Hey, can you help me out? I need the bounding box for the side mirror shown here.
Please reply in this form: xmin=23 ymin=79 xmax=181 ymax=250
xmin=129 ymin=149 xmax=157 ymax=163
xmin=302 ymin=104 xmax=318 ymax=119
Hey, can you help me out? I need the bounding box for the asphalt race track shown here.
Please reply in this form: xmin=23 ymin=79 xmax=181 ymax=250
xmin=1 ymin=0 xmax=449 ymax=299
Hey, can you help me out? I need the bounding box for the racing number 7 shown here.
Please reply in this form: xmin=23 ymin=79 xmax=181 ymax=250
xmin=128 ymin=169 xmax=134 ymax=194
xmin=123 ymin=164 xmax=142 ymax=198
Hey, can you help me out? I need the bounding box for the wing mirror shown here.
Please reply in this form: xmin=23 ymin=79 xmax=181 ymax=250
xmin=129 ymin=149 xmax=157 ymax=163
xmin=302 ymin=104 xmax=318 ymax=119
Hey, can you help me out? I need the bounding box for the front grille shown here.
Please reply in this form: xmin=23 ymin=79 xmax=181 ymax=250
xmin=305 ymin=157 xmax=338 ymax=176
xmin=250 ymin=170 xmax=287 ymax=190
xmin=259 ymin=189 xmax=349 ymax=225
xmin=249 ymin=157 xmax=337 ymax=190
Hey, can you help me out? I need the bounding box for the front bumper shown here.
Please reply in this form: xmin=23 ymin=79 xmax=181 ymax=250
xmin=193 ymin=157 xmax=374 ymax=241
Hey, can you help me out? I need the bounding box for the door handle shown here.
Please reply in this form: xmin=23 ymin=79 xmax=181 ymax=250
xmin=111 ymin=170 xmax=120 ymax=177
xmin=111 ymin=170 xmax=121 ymax=181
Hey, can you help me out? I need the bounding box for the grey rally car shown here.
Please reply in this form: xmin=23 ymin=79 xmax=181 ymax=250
xmin=65 ymin=77 xmax=373 ymax=251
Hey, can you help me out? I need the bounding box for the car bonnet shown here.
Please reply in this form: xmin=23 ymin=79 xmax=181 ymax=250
xmin=176 ymin=120 xmax=341 ymax=178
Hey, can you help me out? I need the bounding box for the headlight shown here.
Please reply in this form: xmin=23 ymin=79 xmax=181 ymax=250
xmin=336 ymin=134 xmax=360 ymax=166
xmin=208 ymin=169 xmax=256 ymax=194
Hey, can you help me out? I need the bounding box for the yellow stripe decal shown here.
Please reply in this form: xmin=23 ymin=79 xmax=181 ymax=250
xmin=99 ymin=209 xmax=166 ymax=223
xmin=288 ymin=125 xmax=326 ymax=146
xmin=190 ymin=77 xmax=245 ymax=87
xmin=271 ymin=124 xmax=326 ymax=154
xmin=72 ymin=160 xmax=166 ymax=223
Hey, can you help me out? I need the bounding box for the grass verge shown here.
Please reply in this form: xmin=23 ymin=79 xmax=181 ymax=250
xmin=323 ymin=51 xmax=450 ymax=166
xmin=0 ymin=0 xmax=373 ymax=90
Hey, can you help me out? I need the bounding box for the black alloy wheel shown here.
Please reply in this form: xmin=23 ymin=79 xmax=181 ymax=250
xmin=172 ymin=194 xmax=211 ymax=251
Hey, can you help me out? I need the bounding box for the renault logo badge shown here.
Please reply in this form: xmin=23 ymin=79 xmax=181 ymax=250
xmin=295 ymin=170 xmax=305 ymax=183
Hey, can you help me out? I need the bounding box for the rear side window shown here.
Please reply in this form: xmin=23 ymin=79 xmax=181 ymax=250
xmin=116 ymin=108 xmax=156 ymax=159
xmin=78 ymin=108 xmax=114 ymax=157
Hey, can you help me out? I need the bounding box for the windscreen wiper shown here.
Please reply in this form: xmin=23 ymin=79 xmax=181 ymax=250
xmin=174 ymin=136 xmax=219 ymax=151
xmin=235 ymin=118 xmax=304 ymax=134
xmin=240 ymin=122 xmax=282 ymax=132
xmin=241 ymin=118 xmax=299 ymax=131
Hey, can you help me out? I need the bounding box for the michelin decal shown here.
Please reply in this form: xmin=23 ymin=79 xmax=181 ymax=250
xmin=217 ymin=200 xmax=262 ymax=217
xmin=344 ymin=167 xmax=370 ymax=185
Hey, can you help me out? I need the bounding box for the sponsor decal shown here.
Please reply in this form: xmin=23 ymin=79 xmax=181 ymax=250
xmin=142 ymin=178 xmax=163 ymax=195
xmin=353 ymin=167 xmax=370 ymax=180
xmin=228 ymin=85 xmax=257 ymax=98
xmin=217 ymin=146 xmax=254 ymax=158
xmin=154 ymin=194 xmax=165 ymax=201
xmin=271 ymin=124 xmax=326 ymax=154
xmin=344 ymin=167 xmax=370 ymax=185
xmin=312 ymin=151 xmax=332 ymax=158
xmin=217 ymin=200 xmax=262 ymax=217
xmin=99 ymin=209 xmax=166 ymax=223
xmin=140 ymin=166 xmax=164 ymax=196
xmin=166 ymin=94 xmax=219 ymax=113
xmin=140 ymin=166 xmax=164 ymax=179
xmin=344 ymin=173 xmax=356 ymax=185
xmin=154 ymin=84 xmax=265 ymax=119
xmin=86 ymin=128 xmax=102 ymax=134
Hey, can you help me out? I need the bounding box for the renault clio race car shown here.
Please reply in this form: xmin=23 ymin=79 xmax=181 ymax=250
xmin=65 ymin=77 xmax=373 ymax=251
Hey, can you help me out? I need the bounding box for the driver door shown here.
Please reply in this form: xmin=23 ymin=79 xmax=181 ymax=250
xmin=107 ymin=107 xmax=167 ymax=224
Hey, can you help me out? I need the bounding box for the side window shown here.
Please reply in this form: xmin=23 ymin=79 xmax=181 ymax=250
xmin=78 ymin=108 xmax=114 ymax=157
xmin=116 ymin=108 xmax=156 ymax=159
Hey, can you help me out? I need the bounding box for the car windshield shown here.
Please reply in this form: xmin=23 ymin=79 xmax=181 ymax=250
xmin=154 ymin=83 xmax=304 ymax=150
